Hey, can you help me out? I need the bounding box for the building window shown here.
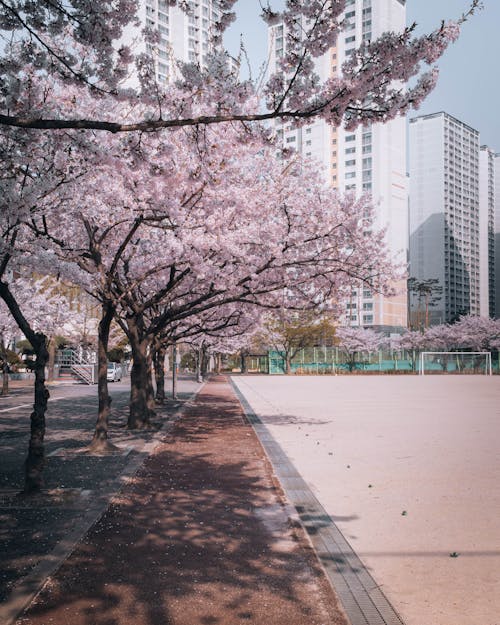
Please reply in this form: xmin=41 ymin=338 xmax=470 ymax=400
xmin=346 ymin=172 xmax=356 ymax=179
xmin=363 ymin=315 xmax=374 ymax=323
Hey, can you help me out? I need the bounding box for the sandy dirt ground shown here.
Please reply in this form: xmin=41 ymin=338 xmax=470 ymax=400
xmin=232 ymin=375 xmax=500 ymax=625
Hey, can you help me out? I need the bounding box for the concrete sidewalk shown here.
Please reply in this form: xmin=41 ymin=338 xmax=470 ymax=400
xmin=2 ymin=377 xmax=348 ymax=625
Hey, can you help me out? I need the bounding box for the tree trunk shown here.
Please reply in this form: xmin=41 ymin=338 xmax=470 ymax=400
xmin=285 ymin=352 xmax=292 ymax=375
xmin=240 ymin=352 xmax=247 ymax=374
xmin=146 ymin=347 xmax=156 ymax=415
xmin=47 ymin=337 xmax=56 ymax=383
xmin=89 ymin=303 xmax=117 ymax=453
xmin=22 ymin=333 xmax=50 ymax=493
xmin=127 ymin=317 xmax=155 ymax=429
xmin=1 ymin=362 xmax=8 ymax=395
xmin=0 ymin=281 xmax=51 ymax=493
xmin=153 ymin=344 xmax=166 ymax=403
xmin=201 ymin=347 xmax=209 ymax=378
xmin=215 ymin=353 xmax=221 ymax=374
xmin=0 ymin=340 xmax=8 ymax=395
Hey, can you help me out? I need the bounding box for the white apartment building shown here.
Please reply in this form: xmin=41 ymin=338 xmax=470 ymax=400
xmin=124 ymin=0 xmax=227 ymax=84
xmin=495 ymin=154 xmax=500 ymax=318
xmin=479 ymin=145 xmax=496 ymax=317
xmin=268 ymin=0 xmax=408 ymax=332
xmin=409 ymin=112 xmax=486 ymax=324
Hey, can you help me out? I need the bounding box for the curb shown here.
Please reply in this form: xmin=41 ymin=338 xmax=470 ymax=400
xmin=229 ymin=376 xmax=406 ymax=625
xmin=0 ymin=382 xmax=206 ymax=625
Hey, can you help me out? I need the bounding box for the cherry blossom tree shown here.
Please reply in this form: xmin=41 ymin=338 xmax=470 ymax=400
xmin=336 ymin=326 xmax=385 ymax=372
xmin=0 ymin=122 xmax=86 ymax=491
xmin=0 ymin=2 xmax=480 ymax=133
xmin=26 ymin=117 xmax=398 ymax=434
xmin=451 ymin=315 xmax=500 ymax=351
xmin=0 ymin=274 xmax=77 ymax=489
xmin=421 ymin=323 xmax=461 ymax=371
xmin=393 ymin=329 xmax=428 ymax=372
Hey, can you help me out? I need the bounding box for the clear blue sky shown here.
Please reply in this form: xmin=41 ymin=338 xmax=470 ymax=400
xmin=224 ymin=1 xmax=500 ymax=150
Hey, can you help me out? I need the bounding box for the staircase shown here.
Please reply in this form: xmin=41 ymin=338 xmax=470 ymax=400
xmin=56 ymin=349 xmax=97 ymax=385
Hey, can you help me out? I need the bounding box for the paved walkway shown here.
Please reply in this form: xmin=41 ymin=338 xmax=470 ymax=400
xmin=3 ymin=377 xmax=347 ymax=625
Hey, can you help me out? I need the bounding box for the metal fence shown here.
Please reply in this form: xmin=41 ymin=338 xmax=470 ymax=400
xmin=268 ymin=348 xmax=499 ymax=375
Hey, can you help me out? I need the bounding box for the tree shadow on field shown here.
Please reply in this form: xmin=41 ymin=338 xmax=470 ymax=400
xmin=18 ymin=385 xmax=335 ymax=625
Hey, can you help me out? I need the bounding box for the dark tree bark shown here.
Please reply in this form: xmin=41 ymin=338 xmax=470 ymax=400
xmin=240 ymin=352 xmax=247 ymax=374
xmin=26 ymin=333 xmax=50 ymax=492
xmin=127 ymin=316 xmax=155 ymax=429
xmin=153 ymin=344 xmax=166 ymax=403
xmin=146 ymin=347 xmax=156 ymax=414
xmin=0 ymin=281 xmax=50 ymax=492
xmin=0 ymin=338 xmax=9 ymax=395
xmin=201 ymin=347 xmax=210 ymax=378
xmin=89 ymin=302 xmax=117 ymax=453
xmin=1 ymin=361 xmax=8 ymax=395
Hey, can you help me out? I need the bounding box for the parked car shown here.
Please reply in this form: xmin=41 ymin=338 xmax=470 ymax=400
xmin=107 ymin=362 xmax=122 ymax=382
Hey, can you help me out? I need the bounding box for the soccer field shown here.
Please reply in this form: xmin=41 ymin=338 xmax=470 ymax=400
xmin=232 ymin=375 xmax=500 ymax=625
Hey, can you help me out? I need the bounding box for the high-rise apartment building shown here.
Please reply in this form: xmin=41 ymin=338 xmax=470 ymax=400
xmin=125 ymin=0 xmax=227 ymax=84
xmin=495 ymin=154 xmax=500 ymax=318
xmin=268 ymin=0 xmax=408 ymax=332
xmin=408 ymin=112 xmax=493 ymax=324
xmin=479 ymin=145 xmax=496 ymax=317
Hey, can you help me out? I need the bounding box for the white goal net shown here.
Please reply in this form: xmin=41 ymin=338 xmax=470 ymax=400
xmin=419 ymin=352 xmax=492 ymax=375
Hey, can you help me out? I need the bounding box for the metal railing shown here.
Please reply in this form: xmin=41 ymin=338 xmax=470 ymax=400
xmin=56 ymin=349 xmax=97 ymax=385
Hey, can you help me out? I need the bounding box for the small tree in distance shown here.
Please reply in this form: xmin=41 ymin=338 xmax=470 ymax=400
xmin=260 ymin=312 xmax=337 ymax=375
xmin=336 ymin=327 xmax=385 ymax=372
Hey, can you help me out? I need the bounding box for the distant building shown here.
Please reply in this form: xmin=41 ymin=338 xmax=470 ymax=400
xmin=495 ymin=154 xmax=500 ymax=318
xmin=479 ymin=145 xmax=496 ymax=317
xmin=409 ymin=111 xmax=497 ymax=325
xmin=124 ymin=1 xmax=235 ymax=85
xmin=268 ymin=0 xmax=408 ymax=332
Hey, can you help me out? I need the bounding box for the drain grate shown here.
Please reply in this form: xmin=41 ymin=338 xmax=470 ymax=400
xmin=231 ymin=379 xmax=405 ymax=625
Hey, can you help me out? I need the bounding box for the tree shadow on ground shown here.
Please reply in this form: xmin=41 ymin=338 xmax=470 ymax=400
xmin=16 ymin=385 xmax=343 ymax=625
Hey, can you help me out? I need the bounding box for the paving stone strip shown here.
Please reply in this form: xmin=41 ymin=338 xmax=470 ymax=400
xmin=5 ymin=377 xmax=348 ymax=625
xmin=230 ymin=377 xmax=406 ymax=625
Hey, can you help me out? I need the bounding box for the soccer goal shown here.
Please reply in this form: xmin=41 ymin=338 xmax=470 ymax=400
xmin=419 ymin=352 xmax=492 ymax=375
